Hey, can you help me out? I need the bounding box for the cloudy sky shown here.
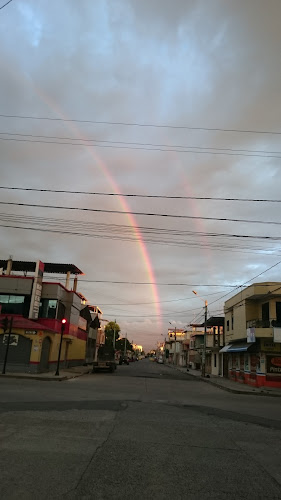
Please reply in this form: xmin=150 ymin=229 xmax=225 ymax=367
xmin=1 ymin=0 xmax=281 ymax=349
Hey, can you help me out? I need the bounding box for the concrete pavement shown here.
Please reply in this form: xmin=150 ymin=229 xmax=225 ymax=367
xmin=1 ymin=359 xmax=281 ymax=499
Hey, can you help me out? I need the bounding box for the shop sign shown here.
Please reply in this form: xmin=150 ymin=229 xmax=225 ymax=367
xmin=3 ymin=334 xmax=19 ymax=346
xmin=250 ymin=355 xmax=258 ymax=372
xmin=261 ymin=339 xmax=281 ymax=352
xmin=273 ymin=328 xmax=281 ymax=343
xmin=29 ymin=260 xmax=44 ymax=320
xmin=25 ymin=330 xmax=37 ymax=335
xmin=267 ymin=356 xmax=281 ymax=375
xmin=247 ymin=328 xmax=256 ymax=343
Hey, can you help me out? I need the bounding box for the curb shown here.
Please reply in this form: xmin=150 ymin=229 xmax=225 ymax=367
xmin=165 ymin=364 xmax=281 ymax=397
xmin=0 ymin=369 xmax=92 ymax=382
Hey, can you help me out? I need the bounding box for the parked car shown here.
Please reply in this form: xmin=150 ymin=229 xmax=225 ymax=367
xmin=157 ymin=356 xmax=164 ymax=364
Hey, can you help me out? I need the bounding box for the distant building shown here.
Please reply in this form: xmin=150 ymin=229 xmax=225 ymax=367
xmin=223 ymin=282 xmax=281 ymax=388
xmin=0 ymin=258 xmax=101 ymax=373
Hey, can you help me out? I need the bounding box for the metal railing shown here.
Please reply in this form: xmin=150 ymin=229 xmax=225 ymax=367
xmin=246 ymin=318 xmax=281 ymax=328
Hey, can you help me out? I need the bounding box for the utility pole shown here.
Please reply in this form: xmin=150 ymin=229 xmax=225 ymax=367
xmin=2 ymin=316 xmax=12 ymax=375
xmin=55 ymin=319 xmax=67 ymax=376
xmin=174 ymin=326 xmax=177 ymax=365
xmin=113 ymin=319 xmax=116 ymax=349
xmin=192 ymin=291 xmax=208 ymax=378
xmin=202 ymin=300 xmax=208 ymax=378
xmin=124 ymin=332 xmax=127 ymax=357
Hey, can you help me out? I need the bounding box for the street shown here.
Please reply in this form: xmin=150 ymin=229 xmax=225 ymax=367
xmin=1 ymin=359 xmax=281 ymax=499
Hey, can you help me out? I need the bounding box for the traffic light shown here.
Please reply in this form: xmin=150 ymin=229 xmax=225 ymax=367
xmin=1 ymin=316 xmax=9 ymax=333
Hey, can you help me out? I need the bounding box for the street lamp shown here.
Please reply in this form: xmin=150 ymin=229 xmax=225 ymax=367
xmin=55 ymin=318 xmax=67 ymax=377
xmin=169 ymin=322 xmax=177 ymax=365
xmin=192 ymin=291 xmax=208 ymax=377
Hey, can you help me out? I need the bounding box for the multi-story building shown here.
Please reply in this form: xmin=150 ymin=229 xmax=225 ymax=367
xmin=0 ymin=258 xmax=100 ymax=373
xmin=166 ymin=329 xmax=186 ymax=365
xmin=223 ymin=282 xmax=281 ymax=388
xmin=187 ymin=317 xmax=224 ymax=375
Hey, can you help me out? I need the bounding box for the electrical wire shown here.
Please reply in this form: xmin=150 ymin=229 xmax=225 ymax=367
xmin=0 ymin=0 xmax=12 ymax=9
xmin=1 ymin=135 xmax=280 ymax=159
xmin=0 ymin=185 xmax=280 ymax=203
xmin=0 ymin=132 xmax=281 ymax=159
xmin=209 ymin=259 xmax=281 ymax=306
xmin=1 ymin=113 xmax=281 ymax=136
xmin=1 ymin=222 xmax=280 ymax=257
xmin=0 ymin=200 xmax=280 ymax=225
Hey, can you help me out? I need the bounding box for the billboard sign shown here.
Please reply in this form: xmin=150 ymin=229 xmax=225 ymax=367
xmin=267 ymin=356 xmax=281 ymax=375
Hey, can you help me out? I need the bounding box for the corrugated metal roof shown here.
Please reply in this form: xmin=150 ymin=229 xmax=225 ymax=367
xmin=0 ymin=260 xmax=83 ymax=274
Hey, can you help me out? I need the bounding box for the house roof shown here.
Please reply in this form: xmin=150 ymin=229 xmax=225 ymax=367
xmin=0 ymin=260 xmax=83 ymax=275
xmin=0 ymin=315 xmax=57 ymax=333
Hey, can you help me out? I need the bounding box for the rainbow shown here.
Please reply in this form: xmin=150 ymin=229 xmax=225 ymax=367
xmin=30 ymin=85 xmax=162 ymax=323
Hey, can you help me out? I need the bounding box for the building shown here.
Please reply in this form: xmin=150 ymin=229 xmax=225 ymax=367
xmin=0 ymin=258 xmax=99 ymax=373
xmin=195 ymin=317 xmax=225 ymax=376
xmin=166 ymin=329 xmax=186 ymax=365
xmin=223 ymin=282 xmax=281 ymax=388
xmin=188 ymin=330 xmax=205 ymax=370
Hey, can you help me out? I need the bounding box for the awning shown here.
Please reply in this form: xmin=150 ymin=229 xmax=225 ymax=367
xmin=219 ymin=343 xmax=254 ymax=353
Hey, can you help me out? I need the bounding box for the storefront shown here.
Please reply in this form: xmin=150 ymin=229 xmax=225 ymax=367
xmin=220 ymin=340 xmax=281 ymax=388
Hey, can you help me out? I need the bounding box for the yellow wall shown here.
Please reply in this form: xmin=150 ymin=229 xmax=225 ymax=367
xmin=0 ymin=327 xmax=86 ymax=365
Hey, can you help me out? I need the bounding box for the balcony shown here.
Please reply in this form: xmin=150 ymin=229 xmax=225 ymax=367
xmin=246 ymin=318 xmax=281 ymax=339
xmin=246 ymin=319 xmax=281 ymax=328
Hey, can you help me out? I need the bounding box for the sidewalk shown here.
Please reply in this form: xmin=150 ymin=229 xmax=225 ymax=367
xmin=0 ymin=365 xmax=92 ymax=382
xmin=166 ymin=363 xmax=281 ymax=397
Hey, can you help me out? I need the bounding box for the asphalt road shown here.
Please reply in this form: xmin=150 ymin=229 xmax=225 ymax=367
xmin=1 ymin=359 xmax=281 ymax=499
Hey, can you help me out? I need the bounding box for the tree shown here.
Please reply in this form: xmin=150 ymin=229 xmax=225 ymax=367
xmin=104 ymin=321 xmax=120 ymax=346
xmin=115 ymin=337 xmax=133 ymax=353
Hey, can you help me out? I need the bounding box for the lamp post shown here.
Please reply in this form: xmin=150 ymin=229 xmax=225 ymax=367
xmin=169 ymin=322 xmax=177 ymax=365
xmin=113 ymin=319 xmax=116 ymax=349
xmin=55 ymin=318 xmax=67 ymax=376
xmin=2 ymin=316 xmax=13 ymax=375
xmin=192 ymin=291 xmax=208 ymax=377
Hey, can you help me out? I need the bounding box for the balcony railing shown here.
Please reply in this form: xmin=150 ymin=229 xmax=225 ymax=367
xmin=246 ymin=319 xmax=281 ymax=328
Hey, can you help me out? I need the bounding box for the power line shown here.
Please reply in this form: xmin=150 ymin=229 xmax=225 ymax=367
xmin=1 ymin=113 xmax=281 ymax=136
xmin=0 ymin=132 xmax=281 ymax=159
xmin=0 ymin=0 xmax=12 ymax=9
xmin=1 ymin=211 xmax=281 ymax=242
xmin=209 ymin=258 xmax=281 ymax=306
xmin=1 ymin=222 xmax=280 ymax=257
xmin=0 ymin=200 xmax=280 ymax=225
xmin=90 ymin=290 xmax=246 ymax=306
xmin=0 ymin=185 xmax=280 ymax=203
xmin=14 ymin=272 xmax=237 ymax=287
xmin=1 ymin=135 xmax=280 ymax=159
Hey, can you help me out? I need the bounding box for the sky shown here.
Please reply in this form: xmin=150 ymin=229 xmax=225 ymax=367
xmin=1 ymin=0 xmax=281 ymax=350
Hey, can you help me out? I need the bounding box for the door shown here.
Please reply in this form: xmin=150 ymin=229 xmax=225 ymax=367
xmin=39 ymin=337 xmax=51 ymax=372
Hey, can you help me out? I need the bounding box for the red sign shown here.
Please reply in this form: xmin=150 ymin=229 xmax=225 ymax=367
xmin=267 ymin=356 xmax=281 ymax=374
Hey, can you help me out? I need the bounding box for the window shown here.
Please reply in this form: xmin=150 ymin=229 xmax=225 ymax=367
xmin=227 ymin=320 xmax=230 ymax=331
xmin=262 ymin=302 xmax=269 ymax=321
xmin=231 ymin=315 xmax=234 ymax=330
xmin=39 ymin=299 xmax=58 ymax=319
xmin=57 ymin=301 xmax=66 ymax=320
xmin=0 ymin=294 xmax=29 ymax=315
xmin=276 ymin=302 xmax=281 ymax=326
xmin=214 ymin=353 xmax=217 ymax=368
